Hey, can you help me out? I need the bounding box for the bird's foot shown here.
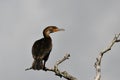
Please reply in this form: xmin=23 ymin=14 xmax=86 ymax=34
xmin=43 ymin=67 xmax=47 ymax=71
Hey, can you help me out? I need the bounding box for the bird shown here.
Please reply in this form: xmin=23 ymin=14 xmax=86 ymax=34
xmin=31 ymin=26 xmax=64 ymax=70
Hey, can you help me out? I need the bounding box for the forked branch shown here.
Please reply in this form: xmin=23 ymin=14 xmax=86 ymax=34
xmin=46 ymin=54 xmax=77 ymax=80
xmin=94 ymin=33 xmax=120 ymax=80
xmin=26 ymin=54 xmax=77 ymax=80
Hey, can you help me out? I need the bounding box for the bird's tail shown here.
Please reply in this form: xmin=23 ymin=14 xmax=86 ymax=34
xmin=32 ymin=60 xmax=43 ymax=70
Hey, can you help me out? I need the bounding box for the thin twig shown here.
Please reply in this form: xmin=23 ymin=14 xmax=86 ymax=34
xmin=94 ymin=33 xmax=120 ymax=80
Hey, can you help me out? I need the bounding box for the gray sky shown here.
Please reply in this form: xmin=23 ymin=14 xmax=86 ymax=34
xmin=0 ymin=0 xmax=120 ymax=80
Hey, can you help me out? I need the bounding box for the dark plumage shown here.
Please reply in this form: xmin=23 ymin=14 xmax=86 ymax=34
xmin=31 ymin=26 xmax=64 ymax=70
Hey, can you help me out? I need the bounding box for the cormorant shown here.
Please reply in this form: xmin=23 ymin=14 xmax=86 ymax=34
xmin=31 ymin=26 xmax=64 ymax=70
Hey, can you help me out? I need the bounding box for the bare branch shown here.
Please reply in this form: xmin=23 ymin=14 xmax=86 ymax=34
xmin=94 ymin=33 xmax=120 ymax=80
xmin=45 ymin=54 xmax=77 ymax=80
xmin=26 ymin=54 xmax=77 ymax=80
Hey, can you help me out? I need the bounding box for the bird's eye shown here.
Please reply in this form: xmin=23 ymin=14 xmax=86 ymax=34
xmin=50 ymin=29 xmax=53 ymax=33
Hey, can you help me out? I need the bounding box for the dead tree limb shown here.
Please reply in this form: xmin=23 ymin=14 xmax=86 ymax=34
xmin=26 ymin=54 xmax=77 ymax=80
xmin=46 ymin=54 xmax=77 ymax=80
xmin=94 ymin=33 xmax=120 ymax=80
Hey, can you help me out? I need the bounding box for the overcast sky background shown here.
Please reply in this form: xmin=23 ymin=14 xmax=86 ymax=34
xmin=0 ymin=0 xmax=120 ymax=80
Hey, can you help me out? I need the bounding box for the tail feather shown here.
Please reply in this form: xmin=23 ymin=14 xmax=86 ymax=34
xmin=32 ymin=60 xmax=43 ymax=70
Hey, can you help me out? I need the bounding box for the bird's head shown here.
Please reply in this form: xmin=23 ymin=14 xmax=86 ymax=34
xmin=43 ymin=26 xmax=64 ymax=37
xmin=44 ymin=26 xmax=64 ymax=33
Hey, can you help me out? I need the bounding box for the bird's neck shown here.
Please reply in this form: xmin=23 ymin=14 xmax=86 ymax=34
xmin=44 ymin=35 xmax=52 ymax=44
xmin=43 ymin=29 xmax=51 ymax=38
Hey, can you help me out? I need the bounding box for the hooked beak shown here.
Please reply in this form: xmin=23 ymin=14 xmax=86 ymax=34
xmin=53 ymin=28 xmax=65 ymax=32
xmin=58 ymin=28 xmax=65 ymax=31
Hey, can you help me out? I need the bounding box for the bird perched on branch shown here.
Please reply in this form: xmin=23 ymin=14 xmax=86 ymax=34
xmin=31 ymin=26 xmax=64 ymax=70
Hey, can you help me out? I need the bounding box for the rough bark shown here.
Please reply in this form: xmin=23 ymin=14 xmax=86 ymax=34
xmin=94 ymin=33 xmax=120 ymax=80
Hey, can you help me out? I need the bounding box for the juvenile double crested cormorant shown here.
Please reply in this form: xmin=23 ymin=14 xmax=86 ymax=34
xmin=32 ymin=26 xmax=64 ymax=70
